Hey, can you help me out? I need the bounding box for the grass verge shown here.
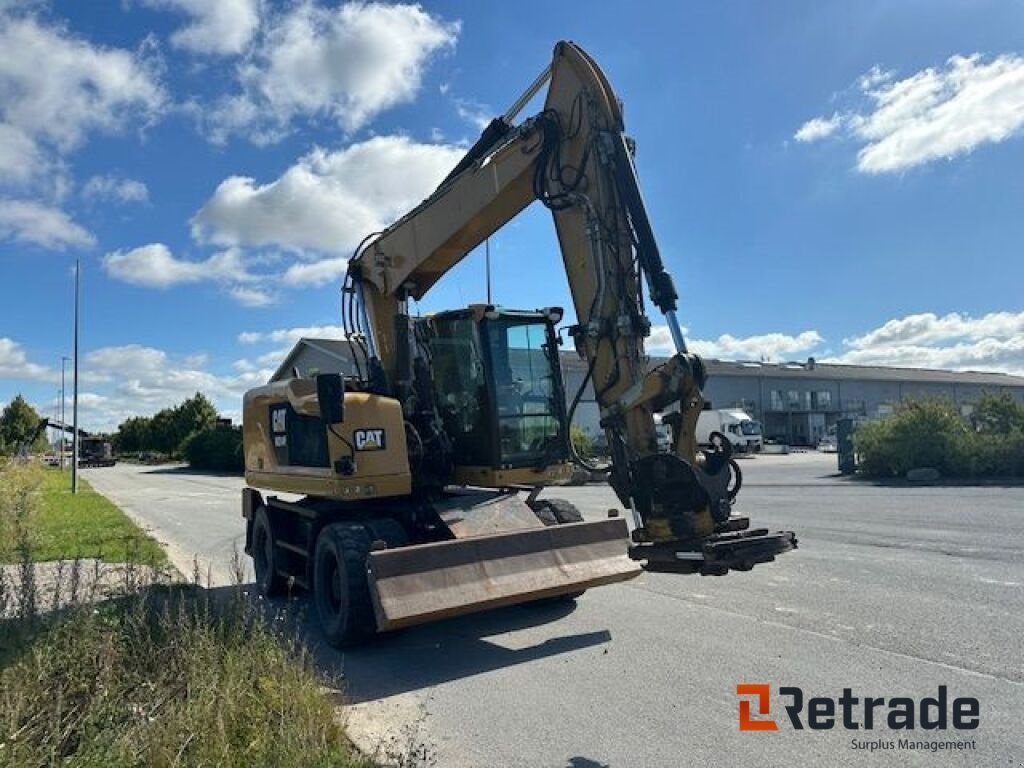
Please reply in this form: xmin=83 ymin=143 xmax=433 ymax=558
xmin=0 ymin=581 xmax=371 ymax=767
xmin=0 ymin=459 xmax=373 ymax=768
xmin=0 ymin=463 xmax=166 ymax=565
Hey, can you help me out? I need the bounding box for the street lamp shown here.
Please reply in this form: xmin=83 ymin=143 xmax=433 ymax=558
xmin=72 ymin=258 xmax=80 ymax=495
xmin=60 ymin=355 xmax=70 ymax=470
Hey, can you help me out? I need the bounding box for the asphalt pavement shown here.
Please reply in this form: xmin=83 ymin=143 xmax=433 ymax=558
xmin=84 ymin=454 xmax=1024 ymax=767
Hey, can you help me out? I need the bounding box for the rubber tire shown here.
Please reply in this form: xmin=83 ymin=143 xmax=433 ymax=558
xmin=530 ymin=498 xmax=586 ymax=600
xmin=252 ymin=506 xmax=286 ymax=597
xmin=313 ymin=523 xmax=376 ymax=648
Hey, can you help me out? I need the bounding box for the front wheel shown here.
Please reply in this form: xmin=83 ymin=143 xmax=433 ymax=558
xmin=313 ymin=523 xmax=376 ymax=648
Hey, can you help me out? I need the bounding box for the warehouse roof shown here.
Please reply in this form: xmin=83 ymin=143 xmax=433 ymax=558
xmin=271 ymin=337 xmax=356 ymax=381
xmin=273 ymin=338 xmax=1024 ymax=389
xmin=698 ymin=358 xmax=1024 ymax=387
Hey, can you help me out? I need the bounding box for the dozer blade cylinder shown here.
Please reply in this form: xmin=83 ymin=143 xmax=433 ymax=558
xmin=367 ymin=518 xmax=640 ymax=631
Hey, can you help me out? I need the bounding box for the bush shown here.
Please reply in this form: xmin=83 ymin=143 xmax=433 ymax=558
xmin=855 ymin=394 xmax=1024 ymax=478
xmin=182 ymin=427 xmax=243 ymax=473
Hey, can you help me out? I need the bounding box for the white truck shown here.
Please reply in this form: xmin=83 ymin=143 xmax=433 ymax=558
xmin=696 ymin=409 xmax=763 ymax=453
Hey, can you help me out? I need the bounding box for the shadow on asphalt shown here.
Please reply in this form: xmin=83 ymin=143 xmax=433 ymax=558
xmin=141 ymin=466 xmax=243 ymax=478
xmin=208 ymin=584 xmax=612 ymax=705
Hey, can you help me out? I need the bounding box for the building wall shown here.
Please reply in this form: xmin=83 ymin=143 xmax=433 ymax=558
xmin=281 ymin=342 xmax=1024 ymax=446
xmin=570 ymin=371 xmax=1024 ymax=445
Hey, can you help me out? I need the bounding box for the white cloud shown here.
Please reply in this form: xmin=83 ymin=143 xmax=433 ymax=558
xmin=281 ymin=256 xmax=348 ymax=286
xmin=86 ymin=344 xmax=168 ymax=372
xmin=82 ymin=174 xmax=149 ymax=204
xmin=453 ymin=97 xmax=491 ymax=130
xmin=0 ymin=123 xmax=42 ymax=184
xmin=238 ymin=324 xmax=345 ymax=345
xmin=143 ymin=0 xmax=261 ymax=56
xmin=844 ymin=310 xmax=1024 ymax=350
xmin=0 ymin=14 xmax=165 ymax=153
xmin=207 ymin=1 xmax=458 ymax=142
xmin=0 ymin=11 xmax=165 ymax=249
xmin=4 ymin=334 xmax=304 ymax=432
xmin=103 ymin=243 xmax=253 ymax=289
xmin=795 ymin=53 xmax=1024 ymax=173
xmin=793 ymin=113 xmax=842 ymax=142
xmin=0 ymin=337 xmax=55 ymax=382
xmin=830 ymin=310 xmax=1024 ymax=375
xmin=193 ymin=135 xmax=464 ymax=254
xmin=229 ymin=285 xmax=275 ymax=307
xmin=0 ymin=198 xmax=94 ymax=248
xmin=648 ymin=326 xmax=823 ymax=361
xmin=75 ymin=343 xmax=274 ymax=430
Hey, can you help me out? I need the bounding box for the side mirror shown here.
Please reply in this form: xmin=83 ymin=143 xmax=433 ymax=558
xmin=316 ymin=373 xmax=345 ymax=424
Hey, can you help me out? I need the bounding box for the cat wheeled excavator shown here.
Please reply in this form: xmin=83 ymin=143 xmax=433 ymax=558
xmin=242 ymin=41 xmax=796 ymax=647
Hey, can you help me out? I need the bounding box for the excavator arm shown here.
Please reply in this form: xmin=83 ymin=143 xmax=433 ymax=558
xmin=346 ymin=41 xmax=795 ymax=571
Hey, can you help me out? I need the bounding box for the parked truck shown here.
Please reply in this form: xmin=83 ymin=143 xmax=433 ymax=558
xmin=696 ymin=409 xmax=763 ymax=453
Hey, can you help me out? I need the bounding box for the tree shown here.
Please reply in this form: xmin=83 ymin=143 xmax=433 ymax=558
xmin=176 ymin=393 xmax=218 ymax=442
xmin=970 ymin=392 xmax=1024 ymax=435
xmin=0 ymin=395 xmax=46 ymax=455
xmin=114 ymin=392 xmax=220 ymax=456
xmin=114 ymin=416 xmax=153 ymax=453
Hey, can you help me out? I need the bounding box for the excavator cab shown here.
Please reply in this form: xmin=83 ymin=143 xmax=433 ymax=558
xmin=421 ymin=306 xmax=574 ymax=487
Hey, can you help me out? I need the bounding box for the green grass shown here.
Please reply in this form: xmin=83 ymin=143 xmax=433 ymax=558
xmin=0 ymin=464 xmax=166 ymax=565
xmin=0 ymin=461 xmax=378 ymax=768
xmin=0 ymin=583 xmax=373 ymax=767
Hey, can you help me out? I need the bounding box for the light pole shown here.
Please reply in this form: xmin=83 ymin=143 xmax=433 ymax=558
xmin=60 ymin=355 xmax=69 ymax=470
xmin=53 ymin=393 xmax=60 ymax=454
xmin=72 ymin=258 xmax=80 ymax=495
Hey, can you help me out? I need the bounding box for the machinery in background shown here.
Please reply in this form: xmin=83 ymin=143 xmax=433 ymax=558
xmin=31 ymin=418 xmax=116 ymax=467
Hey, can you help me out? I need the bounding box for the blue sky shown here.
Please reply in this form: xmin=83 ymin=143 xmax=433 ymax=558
xmin=1 ymin=0 xmax=1023 ymax=430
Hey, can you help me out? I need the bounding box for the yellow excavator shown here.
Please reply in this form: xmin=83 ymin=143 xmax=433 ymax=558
xmin=242 ymin=41 xmax=796 ymax=646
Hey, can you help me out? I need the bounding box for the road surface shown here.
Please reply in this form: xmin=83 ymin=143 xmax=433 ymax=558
xmin=85 ymin=455 xmax=1024 ymax=767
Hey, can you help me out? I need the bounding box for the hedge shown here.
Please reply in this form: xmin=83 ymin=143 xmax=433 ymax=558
xmin=182 ymin=427 xmax=244 ymax=473
xmin=854 ymin=394 xmax=1024 ymax=479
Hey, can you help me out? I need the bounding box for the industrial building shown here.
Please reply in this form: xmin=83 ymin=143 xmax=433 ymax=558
xmin=273 ymin=339 xmax=1024 ymax=447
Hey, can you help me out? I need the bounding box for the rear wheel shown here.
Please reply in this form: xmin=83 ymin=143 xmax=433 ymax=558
xmin=529 ymin=498 xmax=586 ymax=601
xmin=313 ymin=523 xmax=376 ymax=648
xmin=252 ymin=506 xmax=285 ymax=596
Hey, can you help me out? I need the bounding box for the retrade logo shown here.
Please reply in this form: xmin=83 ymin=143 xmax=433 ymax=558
xmin=737 ymin=684 xmax=778 ymax=731
xmin=735 ymin=684 xmax=979 ymax=733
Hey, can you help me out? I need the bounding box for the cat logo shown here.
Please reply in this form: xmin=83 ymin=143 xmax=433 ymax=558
xmin=354 ymin=428 xmax=386 ymax=451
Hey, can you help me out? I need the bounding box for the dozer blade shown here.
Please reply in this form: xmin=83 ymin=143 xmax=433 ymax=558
xmin=367 ymin=518 xmax=641 ymax=631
